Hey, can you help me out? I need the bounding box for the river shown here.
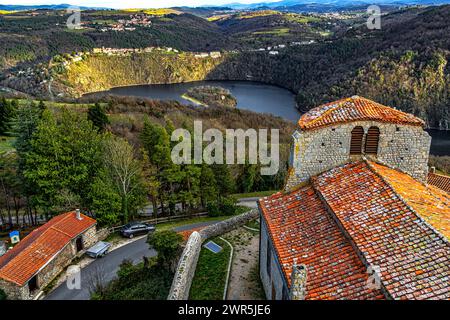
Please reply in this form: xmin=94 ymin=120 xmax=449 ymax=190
xmin=98 ymin=81 xmax=449 ymax=156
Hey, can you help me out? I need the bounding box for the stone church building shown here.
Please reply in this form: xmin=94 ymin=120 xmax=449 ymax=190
xmin=0 ymin=210 xmax=97 ymax=299
xmin=259 ymin=96 xmax=450 ymax=300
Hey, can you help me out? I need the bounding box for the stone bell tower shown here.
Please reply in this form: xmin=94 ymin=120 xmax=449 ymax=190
xmin=285 ymin=96 xmax=431 ymax=191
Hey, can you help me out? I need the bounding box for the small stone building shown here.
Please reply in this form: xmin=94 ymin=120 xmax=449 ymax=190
xmin=0 ymin=210 xmax=97 ymax=300
xmin=259 ymin=96 xmax=450 ymax=300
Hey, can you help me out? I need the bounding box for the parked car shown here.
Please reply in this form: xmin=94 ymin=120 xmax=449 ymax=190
xmin=86 ymin=241 xmax=111 ymax=258
xmin=120 ymin=222 xmax=155 ymax=238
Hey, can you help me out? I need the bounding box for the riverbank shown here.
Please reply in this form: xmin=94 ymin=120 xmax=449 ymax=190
xmin=181 ymin=93 xmax=208 ymax=106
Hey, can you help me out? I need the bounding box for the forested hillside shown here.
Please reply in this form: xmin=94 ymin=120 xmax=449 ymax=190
xmin=0 ymin=10 xmax=228 ymax=71
xmin=59 ymin=52 xmax=227 ymax=96
xmin=1 ymin=5 xmax=449 ymax=128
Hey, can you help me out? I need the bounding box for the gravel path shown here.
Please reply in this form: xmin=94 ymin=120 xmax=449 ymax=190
xmin=223 ymin=226 xmax=264 ymax=300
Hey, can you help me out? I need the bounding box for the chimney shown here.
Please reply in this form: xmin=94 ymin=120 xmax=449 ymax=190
xmin=75 ymin=209 xmax=82 ymax=220
xmin=289 ymin=262 xmax=307 ymax=300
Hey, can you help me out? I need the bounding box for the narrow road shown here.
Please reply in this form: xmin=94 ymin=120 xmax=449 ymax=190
xmin=237 ymin=197 xmax=260 ymax=208
xmin=45 ymin=221 xmax=218 ymax=300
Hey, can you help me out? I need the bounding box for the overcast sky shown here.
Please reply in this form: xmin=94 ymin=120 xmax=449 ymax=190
xmin=0 ymin=0 xmax=284 ymax=8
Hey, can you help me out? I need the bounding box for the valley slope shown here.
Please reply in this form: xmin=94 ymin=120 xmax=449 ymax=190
xmin=1 ymin=6 xmax=449 ymax=128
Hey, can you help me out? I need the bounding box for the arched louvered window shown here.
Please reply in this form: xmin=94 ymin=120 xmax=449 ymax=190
xmin=350 ymin=126 xmax=364 ymax=155
xmin=365 ymin=126 xmax=380 ymax=155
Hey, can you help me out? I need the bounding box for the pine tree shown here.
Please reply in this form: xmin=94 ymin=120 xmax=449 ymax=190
xmin=140 ymin=120 xmax=173 ymax=214
xmin=212 ymin=164 xmax=235 ymax=202
xmin=11 ymin=101 xmax=43 ymax=224
xmin=88 ymin=103 xmax=110 ymax=132
xmin=140 ymin=119 xmax=171 ymax=169
xmin=200 ymin=164 xmax=217 ymax=207
xmin=0 ymin=98 xmax=15 ymax=136
xmin=238 ymin=162 xmax=257 ymax=193
xmin=24 ymin=108 xmax=103 ymax=216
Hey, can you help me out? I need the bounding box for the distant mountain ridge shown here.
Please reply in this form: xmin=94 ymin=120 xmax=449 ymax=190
xmin=222 ymin=0 xmax=450 ymax=9
xmin=0 ymin=3 xmax=110 ymax=11
xmin=2 ymin=0 xmax=450 ymax=12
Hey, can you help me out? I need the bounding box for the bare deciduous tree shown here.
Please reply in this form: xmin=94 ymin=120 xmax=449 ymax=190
xmin=103 ymin=136 xmax=143 ymax=223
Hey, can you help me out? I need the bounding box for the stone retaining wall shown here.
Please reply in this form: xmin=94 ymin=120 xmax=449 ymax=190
xmin=168 ymin=209 xmax=258 ymax=300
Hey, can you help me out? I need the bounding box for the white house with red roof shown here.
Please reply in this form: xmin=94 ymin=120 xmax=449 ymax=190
xmin=0 ymin=210 xmax=97 ymax=300
xmin=259 ymin=96 xmax=449 ymax=300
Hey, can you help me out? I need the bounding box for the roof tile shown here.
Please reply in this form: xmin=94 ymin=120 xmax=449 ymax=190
xmin=298 ymin=96 xmax=424 ymax=130
xmin=259 ymin=186 xmax=384 ymax=300
xmin=0 ymin=211 xmax=96 ymax=286
xmin=428 ymin=172 xmax=450 ymax=194
xmin=312 ymin=161 xmax=450 ymax=300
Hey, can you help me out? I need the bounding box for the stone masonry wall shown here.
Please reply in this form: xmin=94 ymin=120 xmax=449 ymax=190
xmin=81 ymin=225 xmax=98 ymax=252
xmin=259 ymin=218 xmax=286 ymax=300
xmin=38 ymin=240 xmax=76 ymax=293
xmin=38 ymin=225 xmax=97 ymax=293
xmin=168 ymin=209 xmax=258 ymax=300
xmin=0 ymin=279 xmax=29 ymax=300
xmin=167 ymin=231 xmax=202 ymax=300
xmin=285 ymin=121 xmax=431 ymax=191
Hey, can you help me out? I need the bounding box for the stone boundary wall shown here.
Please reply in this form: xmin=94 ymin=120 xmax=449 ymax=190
xmin=168 ymin=209 xmax=258 ymax=300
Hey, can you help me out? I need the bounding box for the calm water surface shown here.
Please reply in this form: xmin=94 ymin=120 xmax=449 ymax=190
xmin=97 ymin=81 xmax=449 ymax=156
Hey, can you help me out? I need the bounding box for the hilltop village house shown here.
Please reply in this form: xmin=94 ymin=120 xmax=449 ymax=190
xmin=259 ymin=96 xmax=450 ymax=300
xmin=0 ymin=210 xmax=97 ymax=300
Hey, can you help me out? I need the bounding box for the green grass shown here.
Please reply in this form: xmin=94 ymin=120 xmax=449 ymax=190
xmin=237 ymin=10 xmax=281 ymax=19
xmin=0 ymin=136 xmax=15 ymax=154
xmin=436 ymin=170 xmax=450 ymax=177
xmin=248 ymin=264 xmax=266 ymax=299
xmin=156 ymin=215 xmax=234 ymax=231
xmin=244 ymin=219 xmax=260 ymax=231
xmin=252 ymin=28 xmax=290 ymax=35
xmin=285 ymin=14 xmax=322 ymax=24
xmin=189 ymin=237 xmax=231 ymax=300
xmin=121 ymin=8 xmax=181 ymax=16
xmin=13 ymin=99 xmax=94 ymax=110
xmin=104 ymin=231 xmax=122 ymax=244
xmin=232 ymin=190 xmax=277 ymax=198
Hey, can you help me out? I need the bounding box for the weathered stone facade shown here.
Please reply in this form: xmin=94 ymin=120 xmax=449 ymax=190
xmin=285 ymin=121 xmax=431 ymax=191
xmin=289 ymin=264 xmax=307 ymax=300
xmin=259 ymin=218 xmax=287 ymax=300
xmin=0 ymin=278 xmax=29 ymax=300
xmin=0 ymin=225 xmax=97 ymax=300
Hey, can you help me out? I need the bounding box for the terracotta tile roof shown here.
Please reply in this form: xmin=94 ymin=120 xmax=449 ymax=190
xmin=312 ymin=161 xmax=450 ymax=300
xmin=370 ymin=162 xmax=450 ymax=240
xmin=428 ymin=172 xmax=450 ymax=194
xmin=259 ymin=186 xmax=384 ymax=300
xmin=0 ymin=212 xmax=96 ymax=286
xmin=298 ymin=96 xmax=424 ymax=130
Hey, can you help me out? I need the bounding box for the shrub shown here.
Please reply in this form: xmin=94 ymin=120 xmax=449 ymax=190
xmin=221 ymin=196 xmax=238 ymax=216
xmin=207 ymin=202 xmax=221 ymax=217
xmin=92 ymin=261 xmax=173 ymax=300
xmin=0 ymin=288 xmax=7 ymax=300
xmin=207 ymin=196 xmax=239 ymax=217
xmin=429 ymin=155 xmax=450 ymax=175
xmin=147 ymin=230 xmax=183 ymax=270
